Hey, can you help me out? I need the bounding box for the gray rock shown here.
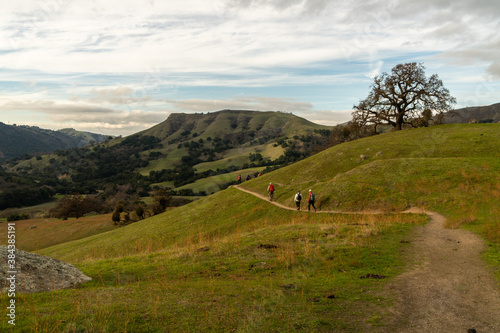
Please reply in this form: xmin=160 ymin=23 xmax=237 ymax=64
xmin=0 ymin=246 xmax=91 ymax=293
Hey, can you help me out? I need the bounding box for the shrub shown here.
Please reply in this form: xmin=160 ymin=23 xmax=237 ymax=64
xmin=49 ymin=195 xmax=104 ymax=219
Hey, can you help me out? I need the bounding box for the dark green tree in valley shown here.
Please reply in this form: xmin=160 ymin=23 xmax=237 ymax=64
xmin=151 ymin=190 xmax=171 ymax=215
xmin=49 ymin=195 xmax=104 ymax=219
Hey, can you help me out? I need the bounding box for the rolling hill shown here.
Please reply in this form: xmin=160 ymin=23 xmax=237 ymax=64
xmin=1 ymin=110 xmax=333 ymax=207
xmin=0 ymin=123 xmax=110 ymax=161
xmin=136 ymin=109 xmax=333 ymax=174
xmin=3 ymin=123 xmax=498 ymax=331
xmin=441 ymin=102 xmax=500 ymax=124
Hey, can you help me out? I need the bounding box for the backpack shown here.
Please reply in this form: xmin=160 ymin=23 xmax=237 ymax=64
xmin=297 ymin=193 xmax=302 ymax=201
xmin=269 ymin=184 xmax=275 ymax=192
xmin=310 ymin=193 xmax=315 ymax=201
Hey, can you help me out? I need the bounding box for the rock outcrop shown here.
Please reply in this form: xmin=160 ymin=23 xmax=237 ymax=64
xmin=0 ymin=246 xmax=91 ymax=293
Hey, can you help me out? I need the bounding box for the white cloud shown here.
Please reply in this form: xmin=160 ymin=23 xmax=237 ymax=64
xmin=2 ymin=0 xmax=498 ymax=78
xmin=0 ymin=99 xmax=170 ymax=135
xmin=0 ymin=0 xmax=499 ymax=135
xmin=297 ymin=109 xmax=353 ymax=126
xmin=166 ymin=96 xmax=313 ymax=113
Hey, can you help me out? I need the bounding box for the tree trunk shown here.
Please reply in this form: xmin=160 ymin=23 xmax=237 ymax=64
xmin=395 ymin=112 xmax=404 ymax=130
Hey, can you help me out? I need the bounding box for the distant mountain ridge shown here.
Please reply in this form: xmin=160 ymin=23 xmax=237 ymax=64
xmin=441 ymin=102 xmax=500 ymax=123
xmin=0 ymin=123 xmax=110 ymax=161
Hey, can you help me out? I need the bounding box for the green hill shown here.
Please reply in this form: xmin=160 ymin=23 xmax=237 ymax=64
xmin=27 ymin=188 xmax=426 ymax=332
xmin=1 ymin=110 xmax=333 ymax=208
xmin=240 ymin=123 xmax=499 ymax=240
xmin=2 ymin=123 xmax=498 ymax=332
xmin=0 ymin=123 xmax=110 ymax=161
xmin=137 ymin=110 xmax=332 ymax=174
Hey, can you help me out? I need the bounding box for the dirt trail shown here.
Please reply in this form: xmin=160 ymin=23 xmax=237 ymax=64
xmin=233 ymin=185 xmax=383 ymax=214
xmin=233 ymin=186 xmax=500 ymax=332
xmin=383 ymin=209 xmax=500 ymax=332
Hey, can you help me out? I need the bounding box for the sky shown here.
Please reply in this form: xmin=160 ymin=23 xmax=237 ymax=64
xmin=0 ymin=0 xmax=499 ymax=136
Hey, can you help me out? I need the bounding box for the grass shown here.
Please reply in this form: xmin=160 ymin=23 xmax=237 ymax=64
xmin=240 ymin=124 xmax=499 ymax=238
xmin=1 ymin=188 xmax=427 ymax=332
xmin=175 ymin=167 xmax=265 ymax=194
xmin=240 ymin=123 xmax=500 ymax=288
xmin=0 ymin=214 xmax=118 ymax=252
xmin=2 ymin=123 xmax=498 ymax=332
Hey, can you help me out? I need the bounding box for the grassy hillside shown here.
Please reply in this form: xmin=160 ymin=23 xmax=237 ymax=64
xmin=0 ymin=123 xmax=109 ymax=161
xmin=240 ymin=123 xmax=500 ymax=242
xmin=137 ymin=110 xmax=332 ymax=175
xmin=3 ymin=188 xmax=426 ymax=332
xmin=1 ymin=123 xmax=498 ymax=332
xmin=140 ymin=110 xmax=328 ymax=142
xmin=0 ymin=214 xmax=117 ymax=252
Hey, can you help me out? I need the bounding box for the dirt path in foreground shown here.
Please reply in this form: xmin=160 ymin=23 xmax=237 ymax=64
xmin=233 ymin=186 xmax=500 ymax=332
xmin=382 ymin=210 xmax=500 ymax=332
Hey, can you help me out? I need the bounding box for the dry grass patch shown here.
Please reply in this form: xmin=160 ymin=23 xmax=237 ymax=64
xmin=0 ymin=214 xmax=117 ymax=252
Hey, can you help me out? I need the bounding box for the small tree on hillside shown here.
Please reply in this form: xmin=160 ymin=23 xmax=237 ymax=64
xmin=151 ymin=190 xmax=171 ymax=215
xmin=50 ymin=195 xmax=104 ymax=219
xmin=112 ymin=210 xmax=121 ymax=225
xmin=112 ymin=203 xmax=124 ymax=225
xmin=135 ymin=206 xmax=145 ymax=220
xmin=353 ymin=62 xmax=456 ymax=131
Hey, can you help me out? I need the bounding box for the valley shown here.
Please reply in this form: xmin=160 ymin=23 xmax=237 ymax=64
xmin=0 ymin=121 xmax=498 ymax=332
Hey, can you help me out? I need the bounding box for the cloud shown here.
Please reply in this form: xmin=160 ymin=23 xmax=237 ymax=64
xmin=216 ymin=0 xmax=332 ymax=17
xmin=2 ymin=100 xmax=115 ymax=114
xmin=0 ymin=0 xmax=499 ymax=136
xmin=84 ymin=86 xmax=153 ymax=104
xmin=439 ymin=38 xmax=500 ymax=79
xmin=487 ymin=62 xmax=500 ymax=79
xmin=297 ymin=109 xmax=353 ymax=126
xmin=166 ymin=96 xmax=313 ymax=113
xmin=0 ymin=99 xmax=170 ymax=135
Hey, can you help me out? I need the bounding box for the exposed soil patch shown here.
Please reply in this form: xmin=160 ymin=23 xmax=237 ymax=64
xmin=360 ymin=273 xmax=387 ymax=279
xmin=258 ymin=243 xmax=278 ymax=249
xmin=381 ymin=210 xmax=500 ymax=332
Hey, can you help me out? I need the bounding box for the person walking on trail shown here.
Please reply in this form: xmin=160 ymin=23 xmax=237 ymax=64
xmin=237 ymin=175 xmax=242 ymax=184
xmin=294 ymin=190 xmax=302 ymax=210
xmin=246 ymin=174 xmax=250 ymax=181
xmin=267 ymin=182 xmax=275 ymax=201
xmin=308 ymin=189 xmax=316 ymax=212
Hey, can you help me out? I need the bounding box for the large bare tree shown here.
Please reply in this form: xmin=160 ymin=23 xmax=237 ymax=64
xmin=353 ymin=62 xmax=456 ymax=131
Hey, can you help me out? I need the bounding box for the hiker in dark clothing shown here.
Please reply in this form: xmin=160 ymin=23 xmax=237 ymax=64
xmin=308 ymin=189 xmax=316 ymax=212
xmin=246 ymin=174 xmax=250 ymax=181
xmin=294 ymin=190 xmax=302 ymax=210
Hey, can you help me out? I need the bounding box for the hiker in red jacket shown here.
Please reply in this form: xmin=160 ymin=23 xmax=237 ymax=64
xmin=308 ymin=189 xmax=316 ymax=212
xmin=267 ymin=182 xmax=275 ymax=201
